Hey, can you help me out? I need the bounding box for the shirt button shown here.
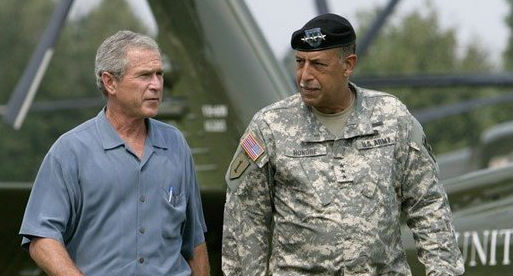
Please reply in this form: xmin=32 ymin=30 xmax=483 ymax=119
xmin=139 ymin=227 xmax=145 ymax=234
xmin=138 ymin=257 xmax=144 ymax=264
xmin=139 ymin=195 xmax=146 ymax=202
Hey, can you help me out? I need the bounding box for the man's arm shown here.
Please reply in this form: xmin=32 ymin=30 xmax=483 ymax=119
xmin=187 ymin=242 xmax=210 ymax=276
xmin=29 ymin=237 xmax=83 ymax=276
xmin=222 ymin=140 xmax=273 ymax=275
xmin=400 ymin=117 xmax=464 ymax=276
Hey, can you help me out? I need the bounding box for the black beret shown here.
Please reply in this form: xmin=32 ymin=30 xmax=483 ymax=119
xmin=291 ymin=13 xmax=356 ymax=51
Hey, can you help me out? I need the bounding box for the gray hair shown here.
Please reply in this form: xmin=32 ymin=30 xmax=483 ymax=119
xmin=95 ymin=30 xmax=161 ymax=95
xmin=338 ymin=42 xmax=356 ymax=61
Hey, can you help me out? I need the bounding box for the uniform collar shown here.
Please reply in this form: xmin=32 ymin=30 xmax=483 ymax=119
xmin=298 ymin=101 xmax=335 ymax=142
xmin=298 ymin=82 xmax=374 ymax=142
xmin=341 ymin=83 xmax=375 ymax=139
xmin=95 ymin=108 xmax=168 ymax=150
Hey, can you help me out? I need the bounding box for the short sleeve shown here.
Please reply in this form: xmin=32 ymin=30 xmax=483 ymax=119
xmin=180 ymin=138 xmax=207 ymax=260
xmin=19 ymin=150 xmax=76 ymax=250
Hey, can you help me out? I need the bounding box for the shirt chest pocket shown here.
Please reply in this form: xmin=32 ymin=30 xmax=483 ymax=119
xmin=352 ymin=134 xmax=396 ymax=182
xmin=160 ymin=185 xmax=186 ymax=239
xmin=340 ymin=180 xmax=379 ymax=217
xmin=336 ymin=135 xmax=398 ymax=216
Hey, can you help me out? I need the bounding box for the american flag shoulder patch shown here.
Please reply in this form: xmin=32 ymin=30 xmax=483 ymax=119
xmin=241 ymin=132 xmax=265 ymax=162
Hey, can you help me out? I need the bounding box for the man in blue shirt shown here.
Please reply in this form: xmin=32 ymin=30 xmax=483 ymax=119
xmin=19 ymin=30 xmax=210 ymax=276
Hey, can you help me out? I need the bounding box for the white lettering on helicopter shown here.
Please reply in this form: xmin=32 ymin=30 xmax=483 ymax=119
xmin=202 ymin=105 xmax=228 ymax=132
xmin=202 ymin=105 xmax=228 ymax=118
xmin=204 ymin=120 xmax=226 ymax=132
xmin=455 ymin=228 xmax=513 ymax=266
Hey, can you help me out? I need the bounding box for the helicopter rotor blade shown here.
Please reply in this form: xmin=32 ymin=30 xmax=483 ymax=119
xmin=353 ymin=72 xmax=513 ymax=88
xmin=2 ymin=0 xmax=74 ymax=130
xmin=414 ymin=92 xmax=513 ymax=123
xmin=356 ymin=0 xmax=401 ymax=59
xmin=314 ymin=0 xmax=330 ymax=14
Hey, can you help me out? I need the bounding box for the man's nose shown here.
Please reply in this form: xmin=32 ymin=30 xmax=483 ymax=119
xmin=149 ymin=74 xmax=163 ymax=89
xmin=300 ymin=63 xmax=314 ymax=81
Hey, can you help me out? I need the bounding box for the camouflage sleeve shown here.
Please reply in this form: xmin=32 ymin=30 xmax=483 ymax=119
xmin=222 ymin=118 xmax=273 ymax=276
xmin=399 ymin=116 xmax=465 ymax=276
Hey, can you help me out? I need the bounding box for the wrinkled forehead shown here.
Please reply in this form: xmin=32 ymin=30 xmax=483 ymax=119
xmin=125 ymin=46 xmax=161 ymax=59
xmin=124 ymin=47 xmax=162 ymax=70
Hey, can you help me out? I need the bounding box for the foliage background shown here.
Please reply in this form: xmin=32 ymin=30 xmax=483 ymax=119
xmin=0 ymin=1 xmax=512 ymax=182
xmin=0 ymin=0 xmax=147 ymax=181
xmin=0 ymin=1 xmax=511 ymax=275
xmin=355 ymin=5 xmax=512 ymax=153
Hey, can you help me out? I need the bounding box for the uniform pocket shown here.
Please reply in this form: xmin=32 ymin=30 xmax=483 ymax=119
xmin=340 ymin=180 xmax=379 ymax=217
xmin=359 ymin=181 xmax=379 ymax=217
xmin=281 ymin=144 xmax=333 ymax=205
xmin=343 ymin=255 xmax=373 ymax=275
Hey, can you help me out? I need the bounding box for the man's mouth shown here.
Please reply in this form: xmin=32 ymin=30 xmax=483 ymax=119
xmin=301 ymin=87 xmax=320 ymax=93
xmin=145 ymin=98 xmax=160 ymax=102
xmin=300 ymin=83 xmax=320 ymax=92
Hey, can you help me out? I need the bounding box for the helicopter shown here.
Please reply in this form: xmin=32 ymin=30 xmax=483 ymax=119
xmin=1 ymin=0 xmax=512 ymax=275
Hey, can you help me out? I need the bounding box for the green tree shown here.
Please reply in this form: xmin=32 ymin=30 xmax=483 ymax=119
xmin=0 ymin=0 xmax=54 ymax=104
xmin=0 ymin=0 xmax=147 ymax=181
xmin=354 ymin=5 xmax=510 ymax=153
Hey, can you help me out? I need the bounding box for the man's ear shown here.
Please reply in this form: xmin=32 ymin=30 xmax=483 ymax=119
xmin=343 ymin=54 xmax=358 ymax=77
xmin=101 ymin=72 xmax=117 ymax=95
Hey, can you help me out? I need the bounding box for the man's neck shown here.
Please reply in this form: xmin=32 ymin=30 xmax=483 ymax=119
xmin=316 ymin=85 xmax=354 ymax=114
xmin=105 ymin=106 xmax=147 ymax=142
xmin=339 ymin=85 xmax=354 ymax=111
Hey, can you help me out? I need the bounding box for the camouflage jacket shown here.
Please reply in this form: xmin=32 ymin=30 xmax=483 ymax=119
xmin=222 ymin=84 xmax=464 ymax=276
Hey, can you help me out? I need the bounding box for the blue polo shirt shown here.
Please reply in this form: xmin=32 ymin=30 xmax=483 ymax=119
xmin=20 ymin=109 xmax=206 ymax=276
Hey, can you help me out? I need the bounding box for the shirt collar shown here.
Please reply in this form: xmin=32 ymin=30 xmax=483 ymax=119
xmin=146 ymin=118 xmax=168 ymax=149
xmin=95 ymin=108 xmax=168 ymax=150
xmin=96 ymin=108 xmax=124 ymax=150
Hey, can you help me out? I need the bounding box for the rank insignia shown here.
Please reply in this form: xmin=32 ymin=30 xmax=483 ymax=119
xmin=241 ymin=132 xmax=265 ymax=162
xmin=301 ymin=27 xmax=326 ymax=48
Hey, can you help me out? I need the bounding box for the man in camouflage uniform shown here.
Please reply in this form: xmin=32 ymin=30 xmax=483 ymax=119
xmin=222 ymin=13 xmax=464 ymax=276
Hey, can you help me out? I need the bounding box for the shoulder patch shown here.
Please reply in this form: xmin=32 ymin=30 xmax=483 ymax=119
xmin=241 ymin=132 xmax=265 ymax=162
xmin=229 ymin=150 xmax=251 ymax=180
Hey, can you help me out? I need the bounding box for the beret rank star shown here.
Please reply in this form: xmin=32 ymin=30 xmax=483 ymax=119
xmin=291 ymin=13 xmax=356 ymax=51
